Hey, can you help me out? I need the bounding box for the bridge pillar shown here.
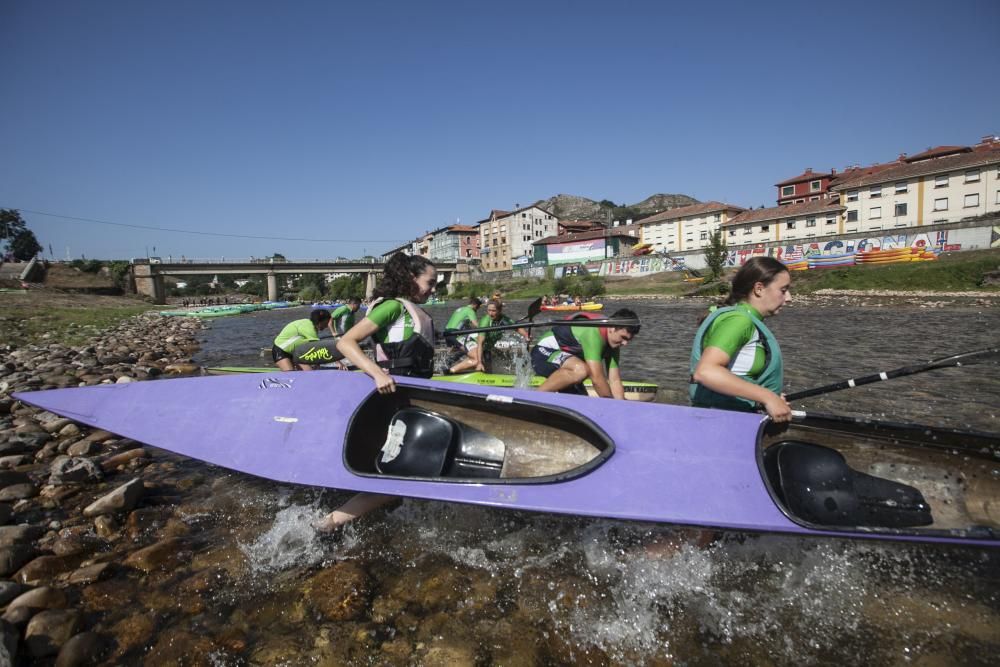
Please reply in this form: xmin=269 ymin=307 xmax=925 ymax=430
xmin=266 ymin=272 xmax=279 ymax=301
xmin=131 ymin=263 xmax=167 ymax=304
xmin=365 ymin=271 xmax=377 ymax=299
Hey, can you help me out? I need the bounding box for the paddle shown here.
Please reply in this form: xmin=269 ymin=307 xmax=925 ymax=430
xmin=785 ymin=346 xmax=1000 ymax=401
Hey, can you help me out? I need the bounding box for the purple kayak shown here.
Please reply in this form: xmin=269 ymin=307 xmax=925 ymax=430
xmin=13 ymin=372 xmax=1000 ymax=547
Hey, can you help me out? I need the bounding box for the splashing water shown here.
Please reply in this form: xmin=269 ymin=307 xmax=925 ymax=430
xmin=241 ymin=504 xmax=353 ymax=573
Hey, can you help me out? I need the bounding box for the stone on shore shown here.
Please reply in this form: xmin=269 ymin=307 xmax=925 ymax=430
xmin=49 ymin=457 xmax=104 ymax=485
xmin=82 ymin=478 xmax=144 ymax=517
xmin=55 ymin=631 xmax=106 ymax=666
xmin=25 ymin=608 xmax=83 ymax=657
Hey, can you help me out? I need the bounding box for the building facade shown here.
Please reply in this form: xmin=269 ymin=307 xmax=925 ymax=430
xmin=533 ymin=227 xmax=641 ymax=265
xmin=428 ymin=225 xmax=480 ymax=262
xmin=722 ymin=199 xmax=846 ymax=245
xmin=775 ymin=169 xmax=837 ymax=205
xmin=638 ymin=202 xmax=746 ymax=253
xmin=478 ymin=206 xmax=558 ymax=271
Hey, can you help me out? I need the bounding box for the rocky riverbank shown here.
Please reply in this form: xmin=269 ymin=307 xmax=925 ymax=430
xmin=0 ymin=313 xmax=212 ymax=663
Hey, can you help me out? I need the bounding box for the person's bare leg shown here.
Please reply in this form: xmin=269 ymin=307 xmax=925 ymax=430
xmin=275 ymin=358 xmax=295 ymax=371
xmin=449 ymin=348 xmax=480 ymax=374
xmin=538 ymin=358 xmax=588 ymax=392
xmin=314 ymin=492 xmax=395 ymax=532
xmin=297 ymin=363 xmax=316 ymax=371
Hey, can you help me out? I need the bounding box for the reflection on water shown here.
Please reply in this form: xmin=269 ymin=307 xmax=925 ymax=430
xmin=168 ymin=299 xmax=1000 ymax=663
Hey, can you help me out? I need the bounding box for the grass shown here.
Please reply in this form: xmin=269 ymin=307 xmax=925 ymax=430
xmin=0 ymin=300 xmax=158 ymax=347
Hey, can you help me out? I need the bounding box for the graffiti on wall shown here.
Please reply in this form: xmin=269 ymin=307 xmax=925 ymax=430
xmin=598 ymin=255 xmax=688 ymax=276
xmin=724 ymin=230 xmax=960 ymax=267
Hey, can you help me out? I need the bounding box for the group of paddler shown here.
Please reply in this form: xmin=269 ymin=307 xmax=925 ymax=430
xmin=263 ymin=252 xmax=795 ymax=532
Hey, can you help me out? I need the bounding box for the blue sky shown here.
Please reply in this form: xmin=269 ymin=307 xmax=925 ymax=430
xmin=2 ymin=0 xmax=998 ymax=260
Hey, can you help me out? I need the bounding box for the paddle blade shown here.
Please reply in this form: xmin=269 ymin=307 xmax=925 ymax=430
xmin=526 ymin=297 xmax=543 ymax=321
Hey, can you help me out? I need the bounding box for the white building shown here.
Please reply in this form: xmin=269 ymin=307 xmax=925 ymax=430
xmin=638 ymin=201 xmax=746 ymax=252
xmin=477 ymin=205 xmax=558 ymax=272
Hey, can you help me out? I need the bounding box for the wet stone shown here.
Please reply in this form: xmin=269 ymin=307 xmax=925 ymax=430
xmin=0 ymin=544 xmax=37 ymax=576
xmin=107 ymin=612 xmax=155 ymax=659
xmin=15 ymin=553 xmax=88 ymax=585
xmin=93 ymin=515 xmax=119 ymax=539
xmin=25 ymin=608 xmax=83 ymax=658
xmin=0 ymin=581 xmax=23 ymax=607
xmin=83 ymin=477 xmax=144 ymax=517
xmin=0 ymin=482 xmax=39 ymax=501
xmin=0 ymin=524 xmax=46 ymax=546
xmin=49 ymin=457 xmax=104 ymax=485
xmin=68 ymin=561 xmax=114 ymax=584
xmin=0 ymin=619 xmax=17 ymax=663
xmin=65 ymin=439 xmax=100 ymax=457
xmin=0 ymin=454 xmax=29 ymax=469
xmin=41 ymin=418 xmax=74 ymax=434
xmin=0 ymin=469 xmax=31 ymax=488
xmin=301 ymin=561 xmax=372 ymax=622
xmin=5 ymin=585 xmax=68 ymax=614
xmin=123 ymin=537 xmax=190 ymax=573
xmin=55 ymin=631 xmax=106 ymax=667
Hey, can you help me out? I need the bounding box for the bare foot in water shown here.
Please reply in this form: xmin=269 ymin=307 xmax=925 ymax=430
xmin=313 ymin=493 xmax=396 ymax=533
xmin=643 ymin=528 xmax=717 ymax=558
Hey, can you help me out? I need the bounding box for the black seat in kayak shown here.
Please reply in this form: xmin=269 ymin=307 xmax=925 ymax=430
xmin=375 ymin=407 xmax=504 ymax=479
xmin=763 ymin=441 xmax=933 ymax=529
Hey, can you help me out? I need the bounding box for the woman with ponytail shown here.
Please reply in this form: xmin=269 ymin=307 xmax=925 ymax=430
xmin=316 ymin=253 xmax=438 ymax=532
xmin=689 ymin=256 xmax=792 ymax=422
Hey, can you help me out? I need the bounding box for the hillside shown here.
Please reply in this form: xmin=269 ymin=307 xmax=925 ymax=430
xmin=532 ymin=193 xmax=700 ymax=222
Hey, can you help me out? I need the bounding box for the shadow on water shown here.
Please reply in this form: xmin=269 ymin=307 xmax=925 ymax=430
xmin=130 ymin=299 xmax=1000 ymax=663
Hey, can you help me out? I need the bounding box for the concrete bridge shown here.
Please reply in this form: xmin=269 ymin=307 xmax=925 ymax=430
xmin=130 ymin=258 xmax=469 ymax=304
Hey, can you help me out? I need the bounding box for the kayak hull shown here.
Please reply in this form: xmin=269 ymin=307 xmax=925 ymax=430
xmin=13 ymin=373 xmax=999 ymax=546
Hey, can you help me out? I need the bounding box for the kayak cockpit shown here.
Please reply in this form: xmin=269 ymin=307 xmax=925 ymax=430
xmin=343 ymin=386 xmax=614 ymax=483
xmin=761 ymin=415 xmax=1000 ymax=541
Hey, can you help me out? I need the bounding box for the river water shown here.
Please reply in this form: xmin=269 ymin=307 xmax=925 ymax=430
xmin=173 ymin=297 xmax=1000 ymax=665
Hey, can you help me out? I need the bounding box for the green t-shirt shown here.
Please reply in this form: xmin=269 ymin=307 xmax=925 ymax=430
xmin=273 ymin=319 xmax=320 ymax=353
xmin=536 ymin=325 xmax=619 ymax=370
xmin=446 ymin=305 xmax=479 ymax=331
xmin=701 ymin=303 xmax=766 ymax=378
xmin=477 ymin=313 xmax=514 ymax=350
xmin=330 ymin=304 xmax=355 ymax=335
xmin=366 ymin=300 xmax=413 ymax=343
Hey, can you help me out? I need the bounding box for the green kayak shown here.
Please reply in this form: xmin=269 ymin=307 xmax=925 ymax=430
xmin=204 ymin=367 xmax=658 ymax=402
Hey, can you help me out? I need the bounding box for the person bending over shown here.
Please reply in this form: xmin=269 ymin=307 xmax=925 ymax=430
xmin=271 ymin=309 xmax=333 ymax=372
xmin=531 ymin=308 xmax=640 ymax=398
xmin=444 ymin=297 xmax=482 ymax=374
xmin=329 ymin=297 xmax=362 ymax=336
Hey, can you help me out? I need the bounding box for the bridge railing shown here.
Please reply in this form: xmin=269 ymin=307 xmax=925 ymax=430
xmin=131 ymin=257 xmax=381 ymax=265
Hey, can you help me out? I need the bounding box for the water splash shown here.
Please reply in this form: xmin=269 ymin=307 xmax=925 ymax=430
xmin=241 ymin=504 xmax=346 ymax=573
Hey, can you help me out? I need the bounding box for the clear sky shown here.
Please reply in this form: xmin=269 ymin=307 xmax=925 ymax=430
xmin=2 ymin=0 xmax=998 ymax=261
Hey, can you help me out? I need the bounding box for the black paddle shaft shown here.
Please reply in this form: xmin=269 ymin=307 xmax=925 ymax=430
xmin=443 ymin=317 xmax=641 ymax=338
xmin=786 ymin=346 xmax=1000 ymax=401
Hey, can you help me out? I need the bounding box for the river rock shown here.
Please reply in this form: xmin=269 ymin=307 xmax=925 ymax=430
xmin=0 ymin=469 xmax=31 ymax=489
xmin=107 ymin=612 xmax=155 ymax=659
xmin=15 ymin=553 xmax=88 ymax=585
xmin=0 ymin=524 xmax=45 ymax=546
xmin=0 ymin=544 xmax=37 ymax=576
xmin=164 ymin=362 xmax=200 ymax=374
xmin=0 ymin=454 xmax=29 ymax=469
xmin=0 ymin=581 xmax=23 ymax=606
xmin=41 ymin=418 xmax=74 ymax=434
xmin=82 ymin=477 xmax=144 ymax=516
xmin=68 ymin=561 xmax=114 ymax=584
xmin=123 ymin=537 xmax=190 ymax=573
xmin=93 ymin=515 xmax=119 ymax=539
xmin=57 ymin=423 xmax=81 ymax=438
xmin=99 ymin=448 xmax=147 ymax=472
xmin=25 ymin=608 xmax=83 ymax=657
xmin=49 ymin=457 xmax=104 ymax=485
xmin=114 ymin=375 xmax=135 ymax=384
xmin=55 ymin=631 xmax=105 ymax=667
xmin=301 ymin=561 xmax=371 ymax=622
xmin=0 ymin=482 xmax=39 ymax=501
xmin=6 ymin=586 xmax=68 ymax=615
xmin=65 ymin=439 xmax=100 ymax=456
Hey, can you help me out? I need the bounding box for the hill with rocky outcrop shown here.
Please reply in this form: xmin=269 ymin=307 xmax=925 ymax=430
xmin=532 ymin=193 xmax=700 ymax=222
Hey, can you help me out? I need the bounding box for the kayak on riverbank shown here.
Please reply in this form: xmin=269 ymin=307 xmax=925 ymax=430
xmin=15 ymin=371 xmax=999 ymax=547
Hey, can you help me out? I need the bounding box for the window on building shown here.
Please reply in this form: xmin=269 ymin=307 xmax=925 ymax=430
xmin=781 ymin=185 xmax=794 ymax=197
xmin=713 ymin=213 xmax=721 ymax=222
xmin=935 ymin=174 xmax=949 ymax=188
xmin=810 ymin=180 xmax=821 ymax=192
xmin=743 ymin=227 xmax=752 ymax=235
xmin=996 ymin=190 xmax=1000 ymax=205
xmin=847 ymin=191 xmax=859 ymax=202
xmin=806 ymin=218 xmax=816 ymax=227
xmin=521 ymin=213 xmax=527 ymax=217
xmin=895 ymin=203 xmax=907 ymax=217
xmin=728 ymin=230 xmax=736 ymax=237
xmin=933 ymin=198 xmax=948 ymax=211
xmin=761 ymin=224 xmax=769 ymax=232
xmin=870 ymin=206 xmax=881 ymax=219
xmin=964 ymin=193 xmax=980 ymax=208
xmin=786 ymin=220 xmax=796 ymax=229
xmin=965 ymin=169 xmax=981 ymax=183
xmin=870 ymin=185 xmax=882 ymax=198
xmin=699 ymin=231 xmax=708 ymax=240
xmin=895 ymin=182 xmax=908 ymax=194
xmin=847 ymin=210 xmax=859 ymax=222
xmin=810 ymin=196 xmax=819 ymax=201
xmin=826 ymin=216 xmax=836 ymax=225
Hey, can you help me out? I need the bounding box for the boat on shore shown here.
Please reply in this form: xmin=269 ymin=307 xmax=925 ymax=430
xmin=541 ymin=302 xmax=603 ymax=312
xmin=14 ymin=372 xmax=998 ymax=547
xmin=203 ymin=367 xmax=659 ymax=401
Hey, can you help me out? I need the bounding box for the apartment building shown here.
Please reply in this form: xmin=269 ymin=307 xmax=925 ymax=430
xmin=776 ymin=169 xmax=838 ymax=205
xmin=477 ymin=205 xmax=558 ymax=271
xmin=428 ymin=225 xmax=480 ymax=262
xmin=638 ymin=202 xmax=746 ymax=253
xmin=722 ymin=199 xmax=846 ymax=245
xmin=830 ymin=137 xmax=1000 ymax=233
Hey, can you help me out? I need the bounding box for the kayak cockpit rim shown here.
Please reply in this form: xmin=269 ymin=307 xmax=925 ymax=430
xmin=757 ymin=413 xmax=1000 ymax=542
xmin=342 ymin=385 xmax=615 ymax=484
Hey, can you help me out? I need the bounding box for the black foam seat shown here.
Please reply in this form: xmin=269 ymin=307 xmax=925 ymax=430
xmin=375 ymin=407 xmax=504 ymax=479
xmin=763 ymin=441 xmax=933 ymax=528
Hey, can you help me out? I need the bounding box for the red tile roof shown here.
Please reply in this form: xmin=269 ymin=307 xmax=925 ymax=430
xmin=637 ymin=201 xmax=745 ymax=225
xmin=534 ymin=225 xmax=641 ymax=245
xmin=724 ymin=199 xmax=844 ymax=227
xmin=475 ymin=205 xmax=557 ymax=225
xmin=903 ymin=146 xmax=970 ymax=162
xmin=831 ymin=144 xmax=1000 ymax=191
xmin=775 ymin=170 xmax=833 ymax=186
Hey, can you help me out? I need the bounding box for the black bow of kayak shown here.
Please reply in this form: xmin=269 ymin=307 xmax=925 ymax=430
xmin=786 ymin=346 xmax=1000 ymax=402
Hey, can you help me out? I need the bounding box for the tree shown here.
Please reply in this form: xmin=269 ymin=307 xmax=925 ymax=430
xmin=705 ymin=229 xmax=728 ymax=280
xmin=0 ymin=209 xmax=28 ymax=253
xmin=9 ymin=229 xmax=42 ymax=261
